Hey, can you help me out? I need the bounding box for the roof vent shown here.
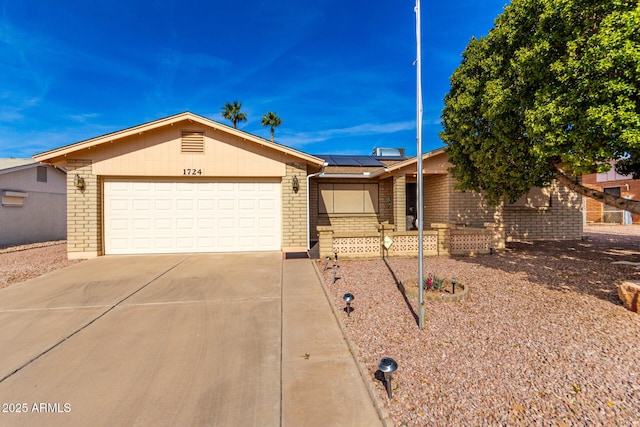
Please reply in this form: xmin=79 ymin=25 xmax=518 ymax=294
xmin=181 ymin=131 xmax=204 ymax=153
xmin=372 ymin=147 xmax=405 ymax=157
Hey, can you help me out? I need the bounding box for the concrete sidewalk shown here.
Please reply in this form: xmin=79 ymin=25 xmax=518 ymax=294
xmin=282 ymin=259 xmax=384 ymax=427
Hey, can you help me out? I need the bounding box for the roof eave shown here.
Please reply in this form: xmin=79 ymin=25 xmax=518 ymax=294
xmin=33 ymin=112 xmax=325 ymax=167
xmin=378 ymin=146 xmax=448 ymax=178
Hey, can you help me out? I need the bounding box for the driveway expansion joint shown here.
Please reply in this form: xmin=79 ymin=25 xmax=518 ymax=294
xmin=0 ymin=255 xmax=193 ymax=384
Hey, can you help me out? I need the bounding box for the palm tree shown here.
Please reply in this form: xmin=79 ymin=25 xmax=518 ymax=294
xmin=261 ymin=112 xmax=282 ymax=142
xmin=220 ymin=100 xmax=247 ymax=129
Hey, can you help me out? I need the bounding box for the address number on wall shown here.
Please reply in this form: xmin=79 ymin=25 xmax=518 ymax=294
xmin=183 ymin=169 xmax=203 ymax=176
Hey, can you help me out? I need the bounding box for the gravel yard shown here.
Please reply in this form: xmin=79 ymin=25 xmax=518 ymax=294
xmin=0 ymin=241 xmax=83 ymax=289
xmin=319 ymin=225 xmax=640 ymax=426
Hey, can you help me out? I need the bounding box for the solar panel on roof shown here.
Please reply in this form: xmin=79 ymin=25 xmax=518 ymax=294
xmin=313 ymin=154 xmax=384 ymax=167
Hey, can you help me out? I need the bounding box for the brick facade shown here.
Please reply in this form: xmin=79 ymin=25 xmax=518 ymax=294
xmin=392 ymin=175 xmax=406 ymax=231
xmin=66 ymin=159 xmax=102 ymax=259
xmin=312 ymin=172 xmax=582 ymax=245
xmin=424 ymin=174 xmax=449 ymax=226
xmin=502 ymin=180 xmax=582 ymax=240
xmin=282 ymin=162 xmax=308 ymax=251
xmin=448 ymin=177 xmax=583 ymax=241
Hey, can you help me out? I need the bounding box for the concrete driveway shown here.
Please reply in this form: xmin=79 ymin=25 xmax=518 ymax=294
xmin=0 ymin=253 xmax=383 ymax=427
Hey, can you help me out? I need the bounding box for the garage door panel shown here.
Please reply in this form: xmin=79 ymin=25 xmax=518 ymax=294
xmin=132 ymin=238 xmax=151 ymax=250
xmin=132 ymin=218 xmax=150 ymax=230
xmin=104 ymin=180 xmax=281 ymax=254
xmin=154 ymin=238 xmax=173 ymax=249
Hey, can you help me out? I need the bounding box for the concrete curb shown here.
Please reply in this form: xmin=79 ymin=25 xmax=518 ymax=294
xmin=311 ymin=260 xmax=396 ymax=427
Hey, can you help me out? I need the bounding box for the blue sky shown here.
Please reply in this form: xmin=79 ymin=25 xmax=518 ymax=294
xmin=0 ymin=0 xmax=509 ymax=159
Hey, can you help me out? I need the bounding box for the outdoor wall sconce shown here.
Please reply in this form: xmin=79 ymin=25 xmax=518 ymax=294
xmin=387 ymin=196 xmax=392 ymax=208
xmin=74 ymin=174 xmax=85 ymax=190
xmin=292 ymin=175 xmax=299 ymax=193
xmin=379 ymin=357 xmax=398 ymax=399
xmin=343 ymin=293 xmax=354 ymax=316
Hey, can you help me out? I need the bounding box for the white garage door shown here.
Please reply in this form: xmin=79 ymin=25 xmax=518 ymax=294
xmin=104 ymin=180 xmax=281 ymax=254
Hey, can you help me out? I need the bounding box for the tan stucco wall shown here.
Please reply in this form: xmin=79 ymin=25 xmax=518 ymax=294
xmin=0 ymin=166 xmax=66 ymax=246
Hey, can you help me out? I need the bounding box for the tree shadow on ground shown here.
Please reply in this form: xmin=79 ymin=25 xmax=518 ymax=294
xmin=455 ymin=229 xmax=640 ymax=304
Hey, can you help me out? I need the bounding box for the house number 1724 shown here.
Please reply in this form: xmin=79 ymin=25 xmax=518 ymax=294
xmin=183 ymin=169 xmax=202 ymax=176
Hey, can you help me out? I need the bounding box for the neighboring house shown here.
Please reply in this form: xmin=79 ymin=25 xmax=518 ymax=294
xmin=33 ymin=112 xmax=583 ymax=259
xmin=0 ymin=159 xmax=67 ymax=247
xmin=582 ymin=166 xmax=638 ymax=224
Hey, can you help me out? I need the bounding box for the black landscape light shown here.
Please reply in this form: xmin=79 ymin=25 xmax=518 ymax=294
xmin=324 ymin=256 xmax=332 ymax=270
xmin=452 ymin=277 xmax=457 ymax=294
xmin=332 ymin=264 xmax=340 ymax=284
xmin=343 ymin=293 xmax=354 ymax=316
xmin=333 ymin=249 xmax=339 ymax=262
xmin=378 ymin=357 xmax=398 ymax=399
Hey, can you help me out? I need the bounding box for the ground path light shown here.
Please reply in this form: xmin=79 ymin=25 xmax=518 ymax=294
xmin=332 ymin=264 xmax=339 ymax=284
xmin=452 ymin=277 xmax=457 ymax=294
xmin=378 ymin=357 xmax=398 ymax=399
xmin=343 ymin=293 xmax=354 ymax=316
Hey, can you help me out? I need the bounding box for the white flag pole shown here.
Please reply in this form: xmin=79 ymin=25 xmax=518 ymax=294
xmin=415 ymin=0 xmax=425 ymax=330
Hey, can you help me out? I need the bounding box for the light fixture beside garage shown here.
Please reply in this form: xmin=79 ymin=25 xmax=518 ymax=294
xmin=74 ymin=174 xmax=85 ymax=190
xmin=292 ymin=175 xmax=299 ymax=193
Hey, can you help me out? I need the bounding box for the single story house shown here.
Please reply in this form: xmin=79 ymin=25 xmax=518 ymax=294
xmin=33 ymin=112 xmax=583 ymax=259
xmin=0 ymin=159 xmax=67 ymax=247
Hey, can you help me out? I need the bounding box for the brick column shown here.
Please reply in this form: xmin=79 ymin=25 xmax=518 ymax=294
xmin=282 ymin=162 xmax=308 ymax=252
xmin=393 ymin=175 xmax=406 ymax=232
xmin=66 ymin=159 xmax=102 ymax=259
xmin=317 ymin=226 xmax=334 ymax=259
xmin=431 ymin=223 xmax=451 ymax=256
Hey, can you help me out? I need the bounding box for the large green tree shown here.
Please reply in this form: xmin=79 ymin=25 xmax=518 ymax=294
xmin=221 ymin=100 xmax=247 ymax=129
xmin=441 ymin=0 xmax=640 ymax=213
xmin=261 ymin=111 xmax=282 ymax=142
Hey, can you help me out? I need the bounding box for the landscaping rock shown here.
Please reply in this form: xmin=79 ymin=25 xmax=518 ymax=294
xmin=618 ymin=280 xmax=640 ymax=313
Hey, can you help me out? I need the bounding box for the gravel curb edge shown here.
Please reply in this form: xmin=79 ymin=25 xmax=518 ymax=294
xmin=0 ymin=240 xmax=67 ymax=254
xmin=311 ymin=260 xmax=396 ymax=427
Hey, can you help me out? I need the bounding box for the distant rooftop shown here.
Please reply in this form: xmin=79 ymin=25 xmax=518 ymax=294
xmin=0 ymin=158 xmax=35 ymax=172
